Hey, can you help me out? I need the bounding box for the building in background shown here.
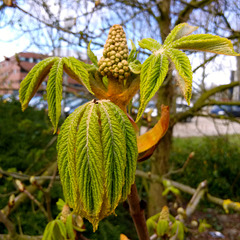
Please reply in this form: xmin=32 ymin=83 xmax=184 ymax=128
xmin=0 ymin=52 xmax=84 ymax=95
xmin=0 ymin=52 xmax=48 ymax=95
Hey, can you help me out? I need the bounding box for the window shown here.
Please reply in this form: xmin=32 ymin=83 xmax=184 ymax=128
xmin=19 ymin=57 xmax=27 ymax=62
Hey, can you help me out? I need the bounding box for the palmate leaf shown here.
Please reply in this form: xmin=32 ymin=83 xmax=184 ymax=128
xmin=137 ymin=23 xmax=240 ymax=120
xmin=136 ymin=54 xmax=169 ymax=122
xmin=19 ymin=57 xmax=58 ymax=111
xmin=87 ymin=40 xmax=98 ymax=68
xmin=171 ymin=34 xmax=240 ymax=56
xmin=166 ymin=48 xmax=192 ymax=104
xmin=47 ymin=58 xmax=64 ymax=133
xmin=164 ymin=23 xmax=198 ymax=46
xmin=57 ymin=100 xmax=138 ymax=231
xmin=63 ymin=57 xmax=93 ymax=94
xmin=138 ymin=38 xmax=162 ymax=53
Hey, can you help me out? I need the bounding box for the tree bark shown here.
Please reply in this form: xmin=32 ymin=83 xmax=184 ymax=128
xmin=148 ymin=126 xmax=173 ymax=216
xmin=128 ymin=183 xmax=149 ymax=240
xmin=147 ymin=0 xmax=173 ymax=217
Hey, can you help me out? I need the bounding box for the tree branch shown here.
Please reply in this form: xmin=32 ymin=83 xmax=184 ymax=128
xmin=173 ymin=81 xmax=240 ymax=124
xmin=176 ymin=0 xmax=216 ymax=25
xmin=0 ymin=211 xmax=16 ymax=238
xmin=1 ymin=162 xmax=57 ymax=216
xmin=127 ymin=183 xmax=149 ymax=240
xmin=135 ymin=169 xmax=240 ymax=213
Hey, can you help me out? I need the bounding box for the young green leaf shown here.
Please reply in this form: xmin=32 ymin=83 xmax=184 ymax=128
xmin=56 ymin=199 xmax=66 ymax=211
xmin=57 ymin=104 xmax=87 ymax=207
xmin=98 ymin=101 xmax=126 ymax=210
xmin=66 ymin=214 xmax=75 ymax=240
xmin=47 ymin=58 xmax=64 ymax=133
xmin=102 ymin=76 xmax=108 ymax=88
xmin=136 ymin=54 xmax=169 ymax=122
xmin=129 ymin=59 xmax=142 ymax=74
xmin=138 ymin=38 xmax=162 ymax=53
xmin=166 ymin=48 xmax=192 ymax=104
xmin=156 ymin=219 xmax=169 ymax=237
xmin=42 ymin=220 xmax=66 ymax=240
xmin=19 ymin=57 xmax=58 ymax=111
xmin=146 ymin=218 xmax=157 ymax=236
xmin=171 ymin=34 xmax=240 ymax=56
xmin=63 ymin=57 xmax=93 ymax=94
xmin=75 ymin=103 xmax=105 ymax=226
xmin=42 ymin=221 xmax=56 ymax=240
xmin=81 ymin=61 xmax=97 ymax=72
xmin=164 ymin=23 xmax=198 ymax=46
xmin=55 ymin=220 xmax=67 ymax=240
xmin=128 ymin=39 xmax=138 ymax=63
xmin=171 ymin=220 xmax=185 ymax=240
xmin=87 ymin=40 xmax=98 ymax=68
xmin=107 ymin=103 xmax=138 ymax=200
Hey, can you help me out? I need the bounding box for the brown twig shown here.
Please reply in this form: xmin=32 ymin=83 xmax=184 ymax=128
xmin=163 ymin=152 xmax=194 ymax=178
xmin=1 ymin=162 xmax=57 ymax=216
xmin=22 ymin=189 xmax=48 ymax=219
xmin=44 ymin=163 xmax=58 ymax=221
xmin=127 ymin=183 xmax=149 ymax=240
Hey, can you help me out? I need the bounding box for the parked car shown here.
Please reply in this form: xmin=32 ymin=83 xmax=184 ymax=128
xmin=210 ymin=105 xmax=240 ymax=117
xmin=176 ymin=103 xmax=193 ymax=122
xmin=28 ymin=96 xmax=48 ymax=110
xmin=1 ymin=94 xmax=18 ymax=102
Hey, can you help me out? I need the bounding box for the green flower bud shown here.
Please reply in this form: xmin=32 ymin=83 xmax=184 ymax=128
xmin=98 ymin=24 xmax=130 ymax=80
xmin=119 ymin=69 xmax=124 ymax=75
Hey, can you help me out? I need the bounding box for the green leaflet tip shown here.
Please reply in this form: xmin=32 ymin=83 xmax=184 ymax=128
xmin=21 ymin=102 xmax=28 ymax=112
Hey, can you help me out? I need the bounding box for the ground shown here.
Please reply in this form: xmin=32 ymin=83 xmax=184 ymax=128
xmin=173 ymin=117 xmax=240 ymax=138
xmin=187 ymin=209 xmax=240 ymax=240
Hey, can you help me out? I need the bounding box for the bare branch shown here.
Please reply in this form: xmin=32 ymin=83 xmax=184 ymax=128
xmin=0 ymin=211 xmax=16 ymax=238
xmin=135 ymin=169 xmax=240 ymax=213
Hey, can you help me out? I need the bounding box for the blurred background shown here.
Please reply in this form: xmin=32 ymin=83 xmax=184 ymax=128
xmin=0 ymin=0 xmax=240 ymax=239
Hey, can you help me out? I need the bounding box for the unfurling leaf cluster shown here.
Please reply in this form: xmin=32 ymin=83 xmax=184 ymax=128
xmin=57 ymin=100 xmax=137 ymax=231
xmin=146 ymin=206 xmax=185 ymax=240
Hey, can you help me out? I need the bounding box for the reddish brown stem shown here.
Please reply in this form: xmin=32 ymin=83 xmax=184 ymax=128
xmin=127 ymin=183 xmax=149 ymax=240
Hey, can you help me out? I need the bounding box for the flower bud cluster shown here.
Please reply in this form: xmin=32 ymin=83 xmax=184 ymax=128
xmin=98 ymin=24 xmax=130 ymax=81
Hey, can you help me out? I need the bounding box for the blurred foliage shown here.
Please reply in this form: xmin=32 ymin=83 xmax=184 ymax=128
xmin=0 ymin=99 xmax=56 ymax=172
xmin=170 ymin=135 xmax=240 ymax=201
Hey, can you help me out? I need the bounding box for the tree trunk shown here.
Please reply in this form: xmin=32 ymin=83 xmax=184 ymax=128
xmin=148 ymin=72 xmax=174 ymax=217
xmin=148 ymin=127 xmax=173 ymax=216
